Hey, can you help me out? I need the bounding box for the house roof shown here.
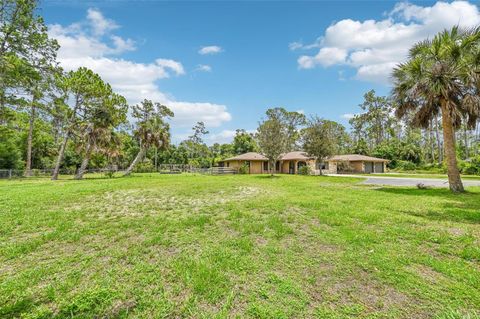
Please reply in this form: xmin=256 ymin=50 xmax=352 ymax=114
xmin=327 ymin=154 xmax=389 ymax=162
xmin=280 ymin=151 xmax=313 ymax=160
xmin=222 ymin=152 xmax=388 ymax=163
xmin=223 ymin=152 xmax=268 ymax=161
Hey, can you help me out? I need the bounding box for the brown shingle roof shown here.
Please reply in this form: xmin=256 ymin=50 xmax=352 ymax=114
xmin=327 ymin=154 xmax=388 ymax=162
xmin=223 ymin=152 xmax=268 ymax=161
xmin=280 ymin=151 xmax=313 ymax=160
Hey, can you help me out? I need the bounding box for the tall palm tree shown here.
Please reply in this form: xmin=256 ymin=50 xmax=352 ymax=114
xmin=123 ymin=100 xmax=173 ymax=176
xmin=392 ymin=26 xmax=480 ymax=193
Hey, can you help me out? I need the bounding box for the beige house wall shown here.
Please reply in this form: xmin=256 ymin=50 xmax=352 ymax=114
xmin=249 ymin=161 xmax=264 ymax=174
xmin=322 ymin=161 xmax=337 ymax=174
xmin=351 ymin=161 xmax=364 ymax=173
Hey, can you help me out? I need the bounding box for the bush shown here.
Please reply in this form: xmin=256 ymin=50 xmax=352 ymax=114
xmin=134 ymin=160 xmax=155 ymax=173
xmin=238 ymin=163 xmax=249 ymax=174
xmin=395 ymin=160 xmax=417 ymax=171
xmin=104 ymin=170 xmax=115 ymax=178
xmin=298 ymin=165 xmax=311 ymax=175
xmin=337 ymin=161 xmax=354 ymax=173
xmin=460 ymin=156 xmax=480 ymax=175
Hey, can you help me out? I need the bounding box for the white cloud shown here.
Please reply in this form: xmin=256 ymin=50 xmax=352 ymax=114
xmin=198 ymin=45 xmax=223 ymax=55
xmin=288 ymin=38 xmax=322 ymax=51
xmin=155 ymin=58 xmax=185 ymax=76
xmin=341 ymin=113 xmax=356 ymax=120
xmin=195 ymin=64 xmax=212 ymax=72
xmin=87 ymin=8 xmax=118 ymax=36
xmin=295 ymin=1 xmax=480 ymax=84
xmin=298 ymin=47 xmax=347 ymax=68
xmin=289 ymin=41 xmax=304 ymax=50
xmin=110 ymin=35 xmax=136 ymax=54
xmin=206 ymin=130 xmax=237 ymax=144
xmin=48 ymin=9 xmax=231 ymax=129
xmin=206 ymin=129 xmax=255 ymax=145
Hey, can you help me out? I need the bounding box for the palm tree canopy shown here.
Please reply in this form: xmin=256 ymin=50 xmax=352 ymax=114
xmin=392 ymin=26 xmax=480 ymax=129
xmin=133 ymin=99 xmax=174 ymax=150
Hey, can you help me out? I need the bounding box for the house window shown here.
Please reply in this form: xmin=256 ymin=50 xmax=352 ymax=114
xmin=317 ymin=162 xmax=329 ymax=170
xmin=245 ymin=161 xmax=250 ymax=167
xmin=263 ymin=161 xmax=268 ymax=171
xmin=226 ymin=162 xmax=229 ymax=167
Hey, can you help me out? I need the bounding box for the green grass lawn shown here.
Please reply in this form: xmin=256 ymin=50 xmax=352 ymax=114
xmin=1 ymin=174 xmax=479 ymax=318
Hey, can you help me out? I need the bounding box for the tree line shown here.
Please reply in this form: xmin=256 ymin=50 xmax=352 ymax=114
xmin=1 ymin=1 xmax=480 ymax=192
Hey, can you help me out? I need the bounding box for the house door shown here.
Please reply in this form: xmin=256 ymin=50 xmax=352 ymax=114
xmin=374 ymin=162 xmax=384 ymax=173
xmin=364 ymin=162 xmax=374 ymax=173
xmin=289 ymin=161 xmax=295 ymax=174
xmin=297 ymin=161 xmax=306 ymax=173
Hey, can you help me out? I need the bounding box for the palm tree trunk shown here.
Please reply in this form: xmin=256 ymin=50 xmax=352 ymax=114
xmin=74 ymin=141 xmax=93 ymax=180
xmin=123 ymin=147 xmax=146 ymax=176
xmin=435 ymin=115 xmax=443 ymax=165
xmin=441 ymin=100 xmax=464 ymax=193
xmin=51 ymin=133 xmax=69 ymax=180
xmin=25 ymin=101 xmax=36 ymax=177
xmin=429 ymin=120 xmax=435 ymax=163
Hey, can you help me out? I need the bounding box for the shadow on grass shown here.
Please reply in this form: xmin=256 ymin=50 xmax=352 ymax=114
xmin=252 ymin=175 xmax=283 ymax=179
xmin=375 ymin=187 xmax=480 ymax=224
xmin=0 ymin=298 xmax=35 ymax=318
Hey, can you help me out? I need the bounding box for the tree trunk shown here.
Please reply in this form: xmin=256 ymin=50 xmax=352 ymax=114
xmin=74 ymin=141 xmax=93 ymax=180
xmin=52 ymin=102 xmax=80 ymax=180
xmin=51 ymin=133 xmax=69 ymax=180
xmin=123 ymin=147 xmax=146 ymax=176
xmin=270 ymin=159 xmax=275 ymax=176
xmin=25 ymin=101 xmax=36 ymax=177
xmin=435 ymin=115 xmax=443 ymax=165
xmin=429 ymin=120 xmax=435 ymax=163
xmin=441 ymin=100 xmax=464 ymax=193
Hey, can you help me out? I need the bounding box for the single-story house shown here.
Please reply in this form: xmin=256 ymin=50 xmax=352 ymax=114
xmin=327 ymin=154 xmax=388 ymax=173
xmin=219 ymin=152 xmax=388 ymax=174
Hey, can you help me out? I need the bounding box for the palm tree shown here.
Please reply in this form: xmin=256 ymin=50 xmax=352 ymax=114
xmin=74 ymin=92 xmax=128 ymax=180
xmin=392 ymin=26 xmax=480 ymax=193
xmin=123 ymin=100 xmax=173 ymax=176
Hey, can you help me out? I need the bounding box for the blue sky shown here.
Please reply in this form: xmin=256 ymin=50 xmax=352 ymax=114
xmin=41 ymin=0 xmax=480 ymax=144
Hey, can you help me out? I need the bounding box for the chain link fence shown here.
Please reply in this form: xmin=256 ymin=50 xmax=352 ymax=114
xmin=0 ymin=165 xmax=237 ymax=179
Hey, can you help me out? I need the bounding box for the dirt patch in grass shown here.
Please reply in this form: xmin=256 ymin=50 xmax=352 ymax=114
xmin=68 ymin=186 xmax=263 ymax=219
xmin=407 ymin=264 xmax=447 ymax=285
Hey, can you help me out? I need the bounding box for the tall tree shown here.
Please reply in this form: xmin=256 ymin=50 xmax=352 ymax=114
xmin=51 ymin=68 xmax=107 ymax=180
xmin=302 ymin=117 xmax=346 ymax=175
xmin=74 ymin=90 xmax=128 ymax=179
xmin=256 ymin=117 xmax=288 ymax=176
xmin=181 ymin=121 xmax=211 ymax=167
xmin=265 ymin=107 xmax=306 ymax=151
xmin=392 ymin=26 xmax=480 ymax=193
xmin=349 ymin=90 xmax=395 ymax=149
xmin=232 ymin=129 xmax=258 ymax=154
xmin=0 ymin=0 xmax=58 ymax=122
xmin=123 ymin=100 xmax=173 ymax=176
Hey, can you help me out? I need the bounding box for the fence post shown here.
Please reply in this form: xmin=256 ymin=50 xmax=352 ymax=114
xmin=9 ymin=169 xmax=12 ymax=179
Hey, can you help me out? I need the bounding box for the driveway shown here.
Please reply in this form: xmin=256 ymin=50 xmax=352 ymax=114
xmin=328 ymin=174 xmax=480 ymax=188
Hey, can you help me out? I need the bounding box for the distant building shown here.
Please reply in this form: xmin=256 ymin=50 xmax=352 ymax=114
xmin=219 ymin=152 xmax=388 ymax=174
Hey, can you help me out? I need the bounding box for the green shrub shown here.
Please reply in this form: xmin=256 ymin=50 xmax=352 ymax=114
xmin=395 ymin=160 xmax=417 ymax=171
xmin=298 ymin=165 xmax=311 ymax=175
xmin=460 ymin=156 xmax=480 ymax=175
xmin=337 ymin=161 xmax=354 ymax=173
xmin=134 ymin=160 xmax=154 ymax=173
xmin=238 ymin=163 xmax=249 ymax=174
xmin=104 ymin=170 xmax=115 ymax=178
